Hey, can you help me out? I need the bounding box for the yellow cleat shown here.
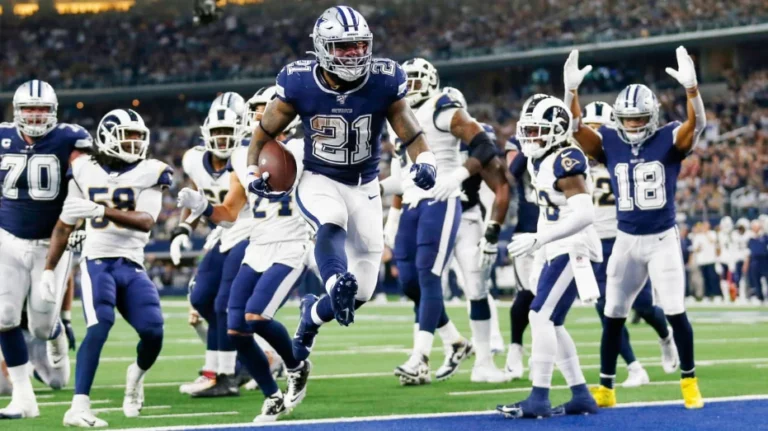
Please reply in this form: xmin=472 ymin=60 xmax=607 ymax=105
xmin=681 ymin=377 xmax=704 ymax=409
xmin=589 ymin=385 xmax=616 ymax=408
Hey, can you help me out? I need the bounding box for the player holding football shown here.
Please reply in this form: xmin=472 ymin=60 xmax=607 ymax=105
xmin=42 ymin=109 xmax=172 ymax=427
xmin=564 ymin=46 xmax=705 ymax=409
xmin=0 ymin=80 xmax=92 ymax=419
xmin=245 ymin=6 xmax=438 ymax=361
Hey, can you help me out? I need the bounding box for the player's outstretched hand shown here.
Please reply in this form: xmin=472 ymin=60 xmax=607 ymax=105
xmin=507 ymin=233 xmax=541 ymax=258
xmin=169 ymin=223 xmax=193 ymax=266
xmin=564 ymin=50 xmax=592 ymax=91
xmin=177 ymin=188 xmax=209 ymax=220
xmin=62 ymin=198 xmax=105 ymax=220
xmin=665 ymin=46 xmax=697 ymax=89
xmin=431 ymin=174 xmax=462 ymax=201
xmin=247 ymin=171 xmax=290 ymax=199
xmin=410 ymin=163 xmax=436 ymax=190
xmin=39 ymin=269 xmax=58 ymax=304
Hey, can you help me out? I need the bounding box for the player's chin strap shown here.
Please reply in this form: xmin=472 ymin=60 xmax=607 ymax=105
xmin=535 ymin=193 xmax=594 ymax=246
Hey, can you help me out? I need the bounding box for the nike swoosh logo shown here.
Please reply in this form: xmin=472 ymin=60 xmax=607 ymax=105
xmin=135 ymin=268 xmax=142 ymax=272
xmin=367 ymin=195 xmax=377 ymax=200
xmin=84 ymin=419 xmax=95 ymax=427
xmin=659 ymin=235 xmax=667 ymax=241
xmin=53 ymin=358 xmax=62 ymax=365
xmin=427 ymin=200 xmax=439 ymax=206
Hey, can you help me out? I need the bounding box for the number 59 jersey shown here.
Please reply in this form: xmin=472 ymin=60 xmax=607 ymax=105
xmin=528 ymin=144 xmax=601 ymax=261
xmin=276 ymin=59 xmax=407 ymax=186
xmin=66 ymin=155 xmax=173 ymax=265
xmin=228 ymin=141 xmax=309 ymax=246
xmin=0 ymin=122 xmax=93 ymax=240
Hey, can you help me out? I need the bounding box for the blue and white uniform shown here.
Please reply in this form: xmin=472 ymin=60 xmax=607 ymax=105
xmin=0 ymin=122 xmax=92 ymax=339
xmin=506 ymin=137 xmax=540 ymax=291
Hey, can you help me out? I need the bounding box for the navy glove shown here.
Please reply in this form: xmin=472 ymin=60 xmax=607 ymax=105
xmin=410 ymin=163 xmax=436 ymax=190
xmin=247 ymin=171 xmax=290 ymax=199
xmin=62 ymin=319 xmax=76 ymax=351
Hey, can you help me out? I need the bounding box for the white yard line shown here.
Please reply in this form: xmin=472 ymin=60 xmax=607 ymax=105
xmin=138 ymin=411 xmax=239 ymax=419
xmin=93 ymin=405 xmax=171 ymax=414
xmin=40 ymin=399 xmax=111 ymax=407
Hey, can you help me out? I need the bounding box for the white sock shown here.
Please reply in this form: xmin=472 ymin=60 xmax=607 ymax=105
xmin=413 ymin=331 xmax=434 ymax=358
xmin=469 ymin=318 xmax=491 ymax=364
xmin=529 ymin=311 xmax=556 ymax=389
xmin=310 ymin=302 xmax=328 ymax=326
xmin=627 ymin=361 xmax=642 ymax=371
xmin=554 ymin=326 xmax=585 ymax=387
xmin=133 ymin=362 xmax=148 ymax=380
xmin=8 ymin=364 xmax=35 ymax=398
xmin=488 ymin=295 xmax=503 ymax=343
xmin=203 ymin=350 xmax=218 ymax=373
xmin=436 ymin=320 xmax=461 ymax=346
xmin=72 ymin=394 xmax=90 ymax=411
xmin=413 ymin=323 xmax=419 ymax=343
xmin=324 ymin=275 xmax=338 ymax=295
xmin=218 ymin=351 xmax=237 ymax=376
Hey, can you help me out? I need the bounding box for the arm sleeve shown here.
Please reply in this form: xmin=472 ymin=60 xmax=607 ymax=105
xmin=536 ymin=193 xmax=594 ymax=246
xmin=509 ymin=152 xmax=528 ymax=180
xmin=136 ymin=186 xmax=164 ymax=222
xmin=156 ymin=166 xmax=174 ymax=189
xmin=553 ymin=149 xmax=588 ymax=190
xmin=432 ymin=93 xmax=464 ymax=133
xmin=59 ymin=179 xmax=85 ymax=225
xmin=73 ymin=127 xmax=94 ymax=150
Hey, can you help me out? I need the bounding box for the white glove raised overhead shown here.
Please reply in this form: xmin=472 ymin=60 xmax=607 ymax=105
xmin=665 ymin=45 xmax=698 ymax=89
xmin=39 ymin=269 xmax=58 ymax=304
xmin=431 ymin=167 xmax=469 ymax=202
xmin=61 ymin=198 xmax=105 ymax=221
xmin=177 ymin=188 xmax=209 ymax=220
xmin=563 ymin=50 xmax=593 ymax=91
xmin=507 ymin=232 xmax=541 ymax=258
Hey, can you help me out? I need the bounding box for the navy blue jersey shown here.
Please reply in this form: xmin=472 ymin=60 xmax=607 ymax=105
xmin=0 ymin=123 xmax=93 ymax=239
xmin=506 ymin=137 xmax=538 ymax=233
xmin=276 ymin=59 xmax=406 ymax=186
xmin=748 ymin=235 xmax=768 ymax=259
xmin=600 ymin=122 xmax=684 ymax=235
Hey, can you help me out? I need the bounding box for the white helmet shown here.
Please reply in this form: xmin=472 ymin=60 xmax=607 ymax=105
xmin=311 ymin=6 xmax=373 ymax=82
xmin=719 ymin=216 xmax=733 ymax=233
xmin=736 ymin=217 xmax=749 ymax=230
xmin=210 ymin=92 xmax=245 ymax=118
xmin=201 ymin=107 xmax=240 ymax=159
xmin=582 ymin=101 xmax=613 ymax=130
xmin=96 ymin=109 xmax=150 ymax=164
xmin=244 ymin=86 xmax=301 ymax=139
xmin=402 ymin=58 xmax=440 ymax=107
xmin=13 ymin=80 xmax=58 ymax=137
xmin=517 ymin=95 xmax=571 ymax=159
xmin=613 ymin=84 xmax=659 ymax=145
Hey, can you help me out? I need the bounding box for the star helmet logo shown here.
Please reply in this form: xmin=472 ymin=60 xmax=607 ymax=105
xmin=336 ymin=94 xmax=349 ymax=105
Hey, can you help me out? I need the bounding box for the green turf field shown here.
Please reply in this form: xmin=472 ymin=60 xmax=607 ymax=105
xmin=5 ymin=299 xmax=768 ymax=430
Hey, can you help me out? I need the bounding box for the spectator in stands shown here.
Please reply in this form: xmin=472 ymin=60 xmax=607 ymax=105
xmin=744 ymin=220 xmax=768 ymax=302
xmin=692 ymin=222 xmax=723 ymax=302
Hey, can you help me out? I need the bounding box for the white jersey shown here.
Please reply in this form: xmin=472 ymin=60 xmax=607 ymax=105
xmin=733 ymin=230 xmax=752 ymax=262
xmin=65 ymin=155 xmax=172 ymax=265
xmin=717 ymin=230 xmax=735 ymax=267
xmin=389 ymin=87 xmax=465 ymax=205
xmin=229 ymin=140 xmax=309 ymax=246
xmin=590 ymin=160 xmax=618 ymax=239
xmin=182 ymin=146 xmax=252 ymax=252
xmin=528 ymin=145 xmax=601 ymax=261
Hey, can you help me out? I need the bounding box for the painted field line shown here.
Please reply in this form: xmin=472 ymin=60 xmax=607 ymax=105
xmin=138 ymin=411 xmax=239 ymax=419
xmin=449 ymin=380 xmax=681 ymax=396
xmin=40 ymin=399 xmax=112 ymax=407
xmin=0 ymin=393 xmax=54 ymax=400
xmin=112 ymin=394 xmax=768 ymax=431
xmin=93 ymin=405 xmax=171 ymax=414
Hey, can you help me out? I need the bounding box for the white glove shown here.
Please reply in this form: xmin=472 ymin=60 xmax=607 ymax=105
xmin=383 ymin=207 xmax=401 ymax=249
xmin=61 ymin=198 xmax=105 ymax=220
xmin=188 ymin=307 xmax=201 ymax=326
xmin=177 ymin=188 xmax=209 ymax=220
xmin=478 ymin=237 xmax=498 ymax=273
xmin=507 ymin=233 xmax=541 ymax=258
xmin=203 ymin=226 xmax=224 ymax=251
xmin=431 ymin=167 xmax=469 ymax=202
xmin=67 ymin=230 xmax=86 ymax=252
xmin=665 ymin=45 xmax=697 ymax=89
xmin=39 ymin=269 xmax=57 ymax=304
xmin=170 ymin=234 xmax=192 ymax=266
xmin=563 ymin=50 xmax=593 ymax=91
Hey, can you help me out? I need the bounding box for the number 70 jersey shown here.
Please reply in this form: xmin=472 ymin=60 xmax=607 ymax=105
xmin=276 ymin=59 xmax=407 ymax=186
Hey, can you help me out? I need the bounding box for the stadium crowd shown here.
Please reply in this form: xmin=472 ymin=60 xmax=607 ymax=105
xmin=2 ymin=0 xmax=767 ymax=90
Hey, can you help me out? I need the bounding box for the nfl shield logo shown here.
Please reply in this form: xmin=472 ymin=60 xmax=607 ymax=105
xmin=336 ymin=94 xmax=348 ymax=105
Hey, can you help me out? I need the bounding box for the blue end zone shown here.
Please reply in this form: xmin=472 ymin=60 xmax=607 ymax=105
xmin=180 ymin=399 xmax=768 ymax=431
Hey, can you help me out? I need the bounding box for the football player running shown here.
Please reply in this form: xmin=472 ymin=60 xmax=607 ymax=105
xmin=245 ymin=7 xmax=438 ymax=361
xmin=177 ymin=128 xmax=310 ymax=423
xmin=174 ymin=94 xmax=253 ymax=398
xmin=583 ymin=101 xmax=678 ymax=388
xmin=0 ymin=80 xmax=92 ymax=419
xmin=42 ymin=109 xmax=172 ymax=427
xmin=564 ymin=46 xmax=705 ymax=409
xmin=497 ymin=95 xmax=600 ymax=419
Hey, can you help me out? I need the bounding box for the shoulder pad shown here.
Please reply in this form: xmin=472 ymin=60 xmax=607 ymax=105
xmin=434 ymin=92 xmax=464 ymax=112
xmin=441 ymin=87 xmax=467 ymax=108
xmin=553 ymin=146 xmax=588 ymax=179
xmin=144 ymin=159 xmax=174 ymax=188
xmin=57 ymin=123 xmax=93 ymax=149
xmin=505 ymin=136 xmax=521 ymax=153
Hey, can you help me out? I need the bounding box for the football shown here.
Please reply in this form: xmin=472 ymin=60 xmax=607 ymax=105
xmin=258 ymin=139 xmax=297 ymax=192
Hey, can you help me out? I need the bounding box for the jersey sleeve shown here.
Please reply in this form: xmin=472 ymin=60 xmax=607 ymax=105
xmin=553 ymin=148 xmax=588 ymax=181
xmin=136 ymin=187 xmax=164 ymax=222
xmin=181 ymin=148 xmax=197 ymax=176
xmin=432 ymin=90 xmax=465 ymax=133
xmin=275 ymin=65 xmax=301 ymax=106
xmin=392 ymin=62 xmax=408 ymax=102
xmin=151 ymin=161 xmax=173 ymax=189
xmin=506 ymin=137 xmax=521 ymax=154
xmin=67 ymin=124 xmax=94 ymax=150
xmin=59 ymin=179 xmax=85 ymax=225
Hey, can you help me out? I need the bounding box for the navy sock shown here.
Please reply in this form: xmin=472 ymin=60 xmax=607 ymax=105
xmin=571 ymin=383 xmax=590 ymax=398
xmin=0 ymin=327 xmax=29 ymax=367
xmin=206 ymin=316 xmax=218 ymax=351
xmin=314 ymin=295 xmax=335 ymax=323
xmin=600 ymin=317 xmax=626 ymax=389
xmin=230 ymin=335 xmax=278 ymax=397
xmin=315 ymin=224 xmax=348 ymax=284
xmin=470 ymin=299 xmax=492 ymax=321
xmin=75 ymin=321 xmax=112 ymax=395
xmin=638 ymin=306 xmax=670 ymax=339
xmin=136 ymin=326 xmax=163 ymax=371
xmin=667 ymin=312 xmax=695 ymax=378
xmin=417 ymin=269 xmax=443 ymax=334
xmin=618 ymin=326 xmax=637 ymax=365
xmin=529 ymin=386 xmax=549 ymax=402
xmin=511 ymin=289 xmax=534 ymax=345
xmin=249 ymin=319 xmax=300 ymax=370
xmin=217 ymin=311 xmax=234 ymax=352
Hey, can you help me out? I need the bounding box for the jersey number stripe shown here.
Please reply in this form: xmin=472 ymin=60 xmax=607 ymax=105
xmin=1 ymin=154 xmax=60 ymax=201
xmin=310 ymin=115 xmax=372 ymax=165
xmin=615 ymin=161 xmax=666 ymax=211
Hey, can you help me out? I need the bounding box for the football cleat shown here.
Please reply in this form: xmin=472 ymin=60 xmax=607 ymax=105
xmin=394 ymin=354 xmax=431 ymax=386
xmin=471 ymin=362 xmax=511 ymax=383
xmin=496 ymin=398 xmax=552 ymax=419
xmin=660 ymin=329 xmax=679 ymax=374
xmin=0 ymin=398 xmax=40 ymax=420
xmin=589 ymin=385 xmax=616 ymax=408
xmin=244 ymin=361 xmax=286 ymax=391
xmin=285 ymin=360 xmax=312 ymax=409
xmin=293 ymin=294 xmax=320 ymax=361
xmin=436 ymin=339 xmax=473 ymax=381
xmin=123 ymin=363 xmax=145 ymax=418
xmin=253 ymin=391 xmax=288 ymax=423
xmin=504 ymin=344 xmax=524 ymax=380
xmin=622 ymin=362 xmax=650 ymax=388
xmin=179 ymin=371 xmax=216 ymax=395
xmin=48 ymin=327 xmax=69 ymax=370
xmin=552 ymin=391 xmax=599 ymax=416
xmin=681 ymin=377 xmax=704 ymax=409
xmin=63 ymin=408 xmax=108 ymax=428
xmin=329 ymin=272 xmax=358 ymax=326
xmin=234 ymin=365 xmax=253 ymax=388
xmin=190 ymin=374 xmax=239 ymax=398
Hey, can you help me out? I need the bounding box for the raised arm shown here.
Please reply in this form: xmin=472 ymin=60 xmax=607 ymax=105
xmin=665 ymin=46 xmax=705 ymax=154
xmin=563 ymin=50 xmax=604 ymax=160
xmin=387 ymin=98 xmax=436 ymax=190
